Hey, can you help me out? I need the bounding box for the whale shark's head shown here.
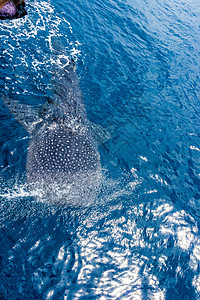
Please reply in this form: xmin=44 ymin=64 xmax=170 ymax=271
xmin=26 ymin=122 xmax=101 ymax=185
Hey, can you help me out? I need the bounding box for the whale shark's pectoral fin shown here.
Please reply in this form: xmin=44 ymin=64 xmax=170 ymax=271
xmin=3 ymin=95 xmax=42 ymax=135
xmin=90 ymin=122 xmax=114 ymax=146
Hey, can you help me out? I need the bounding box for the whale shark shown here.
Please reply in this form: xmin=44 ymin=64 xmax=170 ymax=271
xmin=4 ymin=59 xmax=104 ymax=193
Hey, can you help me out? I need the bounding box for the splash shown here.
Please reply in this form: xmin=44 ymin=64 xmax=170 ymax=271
xmin=0 ymin=168 xmax=137 ymax=211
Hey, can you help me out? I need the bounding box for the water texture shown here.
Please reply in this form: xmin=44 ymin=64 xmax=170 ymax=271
xmin=0 ymin=0 xmax=200 ymax=299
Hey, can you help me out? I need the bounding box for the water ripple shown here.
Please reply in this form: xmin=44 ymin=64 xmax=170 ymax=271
xmin=0 ymin=0 xmax=200 ymax=298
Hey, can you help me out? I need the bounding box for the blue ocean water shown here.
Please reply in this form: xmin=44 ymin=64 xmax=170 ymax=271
xmin=0 ymin=0 xmax=200 ymax=298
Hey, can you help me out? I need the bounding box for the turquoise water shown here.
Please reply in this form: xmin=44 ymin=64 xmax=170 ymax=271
xmin=0 ymin=0 xmax=200 ymax=298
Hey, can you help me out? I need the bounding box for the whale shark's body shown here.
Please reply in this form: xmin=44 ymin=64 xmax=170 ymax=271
xmin=27 ymin=122 xmax=100 ymax=183
xmin=5 ymin=60 xmax=101 ymax=189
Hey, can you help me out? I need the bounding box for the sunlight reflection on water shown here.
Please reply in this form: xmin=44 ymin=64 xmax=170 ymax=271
xmin=0 ymin=0 xmax=200 ymax=298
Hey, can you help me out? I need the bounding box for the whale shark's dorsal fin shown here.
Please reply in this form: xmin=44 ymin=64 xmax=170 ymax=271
xmin=50 ymin=59 xmax=87 ymax=125
xmin=51 ymin=59 xmax=78 ymax=99
xmin=3 ymin=95 xmax=43 ymax=135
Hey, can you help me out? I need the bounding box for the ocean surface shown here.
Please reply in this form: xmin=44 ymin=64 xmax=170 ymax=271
xmin=0 ymin=0 xmax=200 ymax=298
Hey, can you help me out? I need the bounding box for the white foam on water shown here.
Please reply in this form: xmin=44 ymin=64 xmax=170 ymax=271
xmin=0 ymin=0 xmax=82 ymax=75
xmin=0 ymin=168 xmax=135 ymax=212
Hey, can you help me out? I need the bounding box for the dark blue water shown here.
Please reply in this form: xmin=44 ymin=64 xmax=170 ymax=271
xmin=0 ymin=0 xmax=200 ymax=298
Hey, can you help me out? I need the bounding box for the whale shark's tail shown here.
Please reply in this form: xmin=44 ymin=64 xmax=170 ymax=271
xmin=3 ymin=58 xmax=112 ymax=144
xmin=2 ymin=59 xmax=84 ymax=133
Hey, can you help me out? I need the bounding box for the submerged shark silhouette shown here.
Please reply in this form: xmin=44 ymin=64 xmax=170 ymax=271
xmin=4 ymin=60 xmax=104 ymax=189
